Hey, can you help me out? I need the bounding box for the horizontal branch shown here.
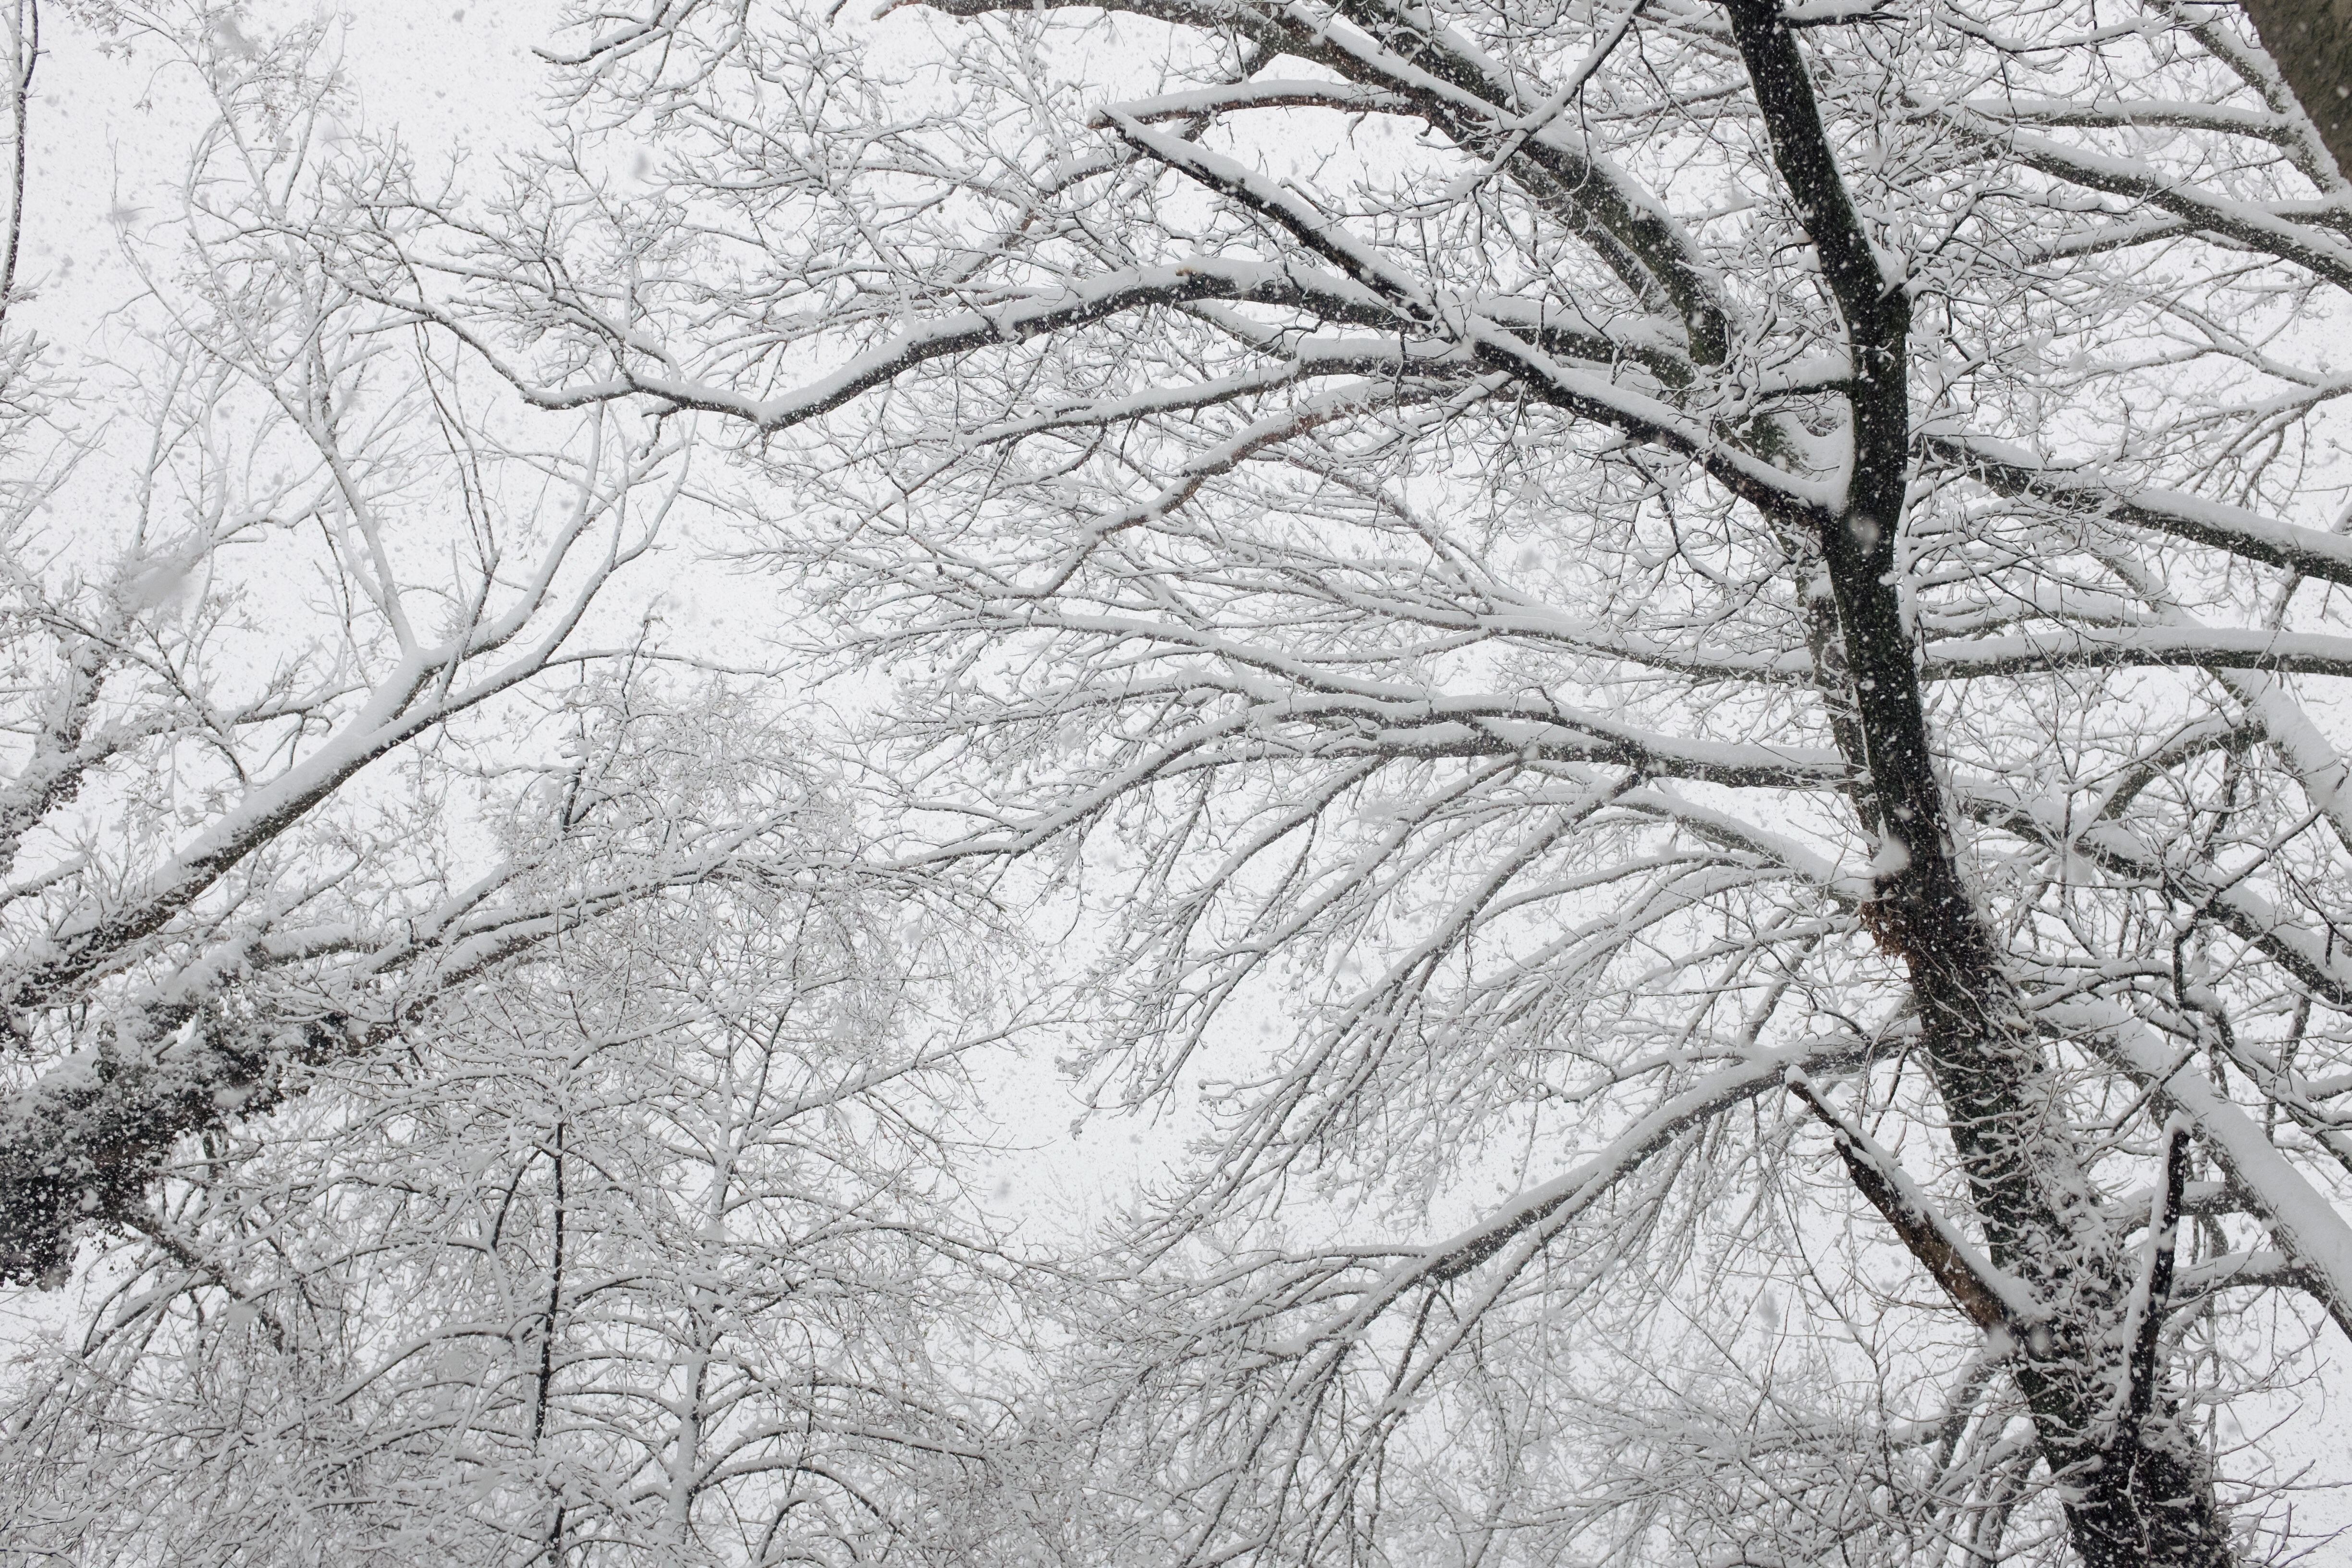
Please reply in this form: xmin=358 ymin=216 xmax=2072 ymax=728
xmin=1960 ymin=96 xmax=2308 ymax=147
xmin=1923 ymin=625 xmax=2352 ymax=681
xmin=1929 ymin=433 xmax=2352 ymax=588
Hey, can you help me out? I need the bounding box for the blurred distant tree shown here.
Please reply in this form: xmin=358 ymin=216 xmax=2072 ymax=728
xmin=0 ymin=11 xmax=746 ymax=1290
xmin=2 ymin=689 xmax=1018 ymax=1568
xmin=0 ymin=15 xmax=1029 ymax=1566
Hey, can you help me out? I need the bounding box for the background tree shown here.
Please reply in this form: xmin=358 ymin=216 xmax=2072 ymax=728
xmin=0 ymin=8 xmax=759 ymax=1290
xmin=368 ymin=0 xmax=2352 ymax=1561
xmin=1 ymin=688 xmax=1025 ymax=1568
xmin=0 ymin=21 xmax=1044 ymax=1568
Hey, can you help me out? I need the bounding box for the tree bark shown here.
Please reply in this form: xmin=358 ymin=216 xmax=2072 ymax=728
xmin=2240 ymin=0 xmax=2352 ymax=182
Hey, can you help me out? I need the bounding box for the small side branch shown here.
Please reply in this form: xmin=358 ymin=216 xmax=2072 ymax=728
xmin=1788 ymin=1071 xmax=2042 ymax=1332
xmin=2125 ymin=1117 xmax=2192 ymax=1432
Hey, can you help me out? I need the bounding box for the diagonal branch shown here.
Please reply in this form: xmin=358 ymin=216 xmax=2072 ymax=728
xmin=1787 ymin=1069 xmax=2045 ymax=1332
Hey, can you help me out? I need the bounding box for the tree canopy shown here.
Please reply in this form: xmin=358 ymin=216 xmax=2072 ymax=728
xmin=8 ymin=0 xmax=2352 ymax=1563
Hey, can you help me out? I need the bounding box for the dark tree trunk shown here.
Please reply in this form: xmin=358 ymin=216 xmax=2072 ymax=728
xmin=1722 ymin=4 xmax=2240 ymax=1561
xmin=2240 ymin=0 xmax=2352 ymax=183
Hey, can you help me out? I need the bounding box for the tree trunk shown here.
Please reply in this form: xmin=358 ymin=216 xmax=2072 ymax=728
xmin=1724 ymin=3 xmax=2240 ymax=1560
xmin=2240 ymin=0 xmax=2352 ymax=182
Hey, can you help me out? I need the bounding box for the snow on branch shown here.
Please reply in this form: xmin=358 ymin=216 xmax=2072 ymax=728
xmin=1785 ymin=1070 xmax=2045 ymax=1333
xmin=1930 ymin=433 xmax=2352 ymax=587
xmin=2058 ymin=999 xmax=2352 ymax=1342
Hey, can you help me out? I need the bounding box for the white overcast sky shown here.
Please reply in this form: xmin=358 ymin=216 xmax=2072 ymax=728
xmin=28 ymin=2 xmax=548 ymax=313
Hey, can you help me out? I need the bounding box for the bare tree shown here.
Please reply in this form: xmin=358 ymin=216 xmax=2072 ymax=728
xmin=1 ymin=686 xmax=1026 ymax=1568
xmin=366 ymin=0 xmax=2352 ymax=1561
xmin=0 ymin=10 xmax=775 ymax=1290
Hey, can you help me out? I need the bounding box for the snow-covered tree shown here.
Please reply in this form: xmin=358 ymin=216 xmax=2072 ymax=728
xmin=0 ymin=17 xmax=1039 ymax=1568
xmin=0 ymin=10 xmax=739 ymax=1292
xmin=363 ymin=0 xmax=2352 ymax=1561
xmin=2 ymin=688 xmax=1023 ymax=1567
